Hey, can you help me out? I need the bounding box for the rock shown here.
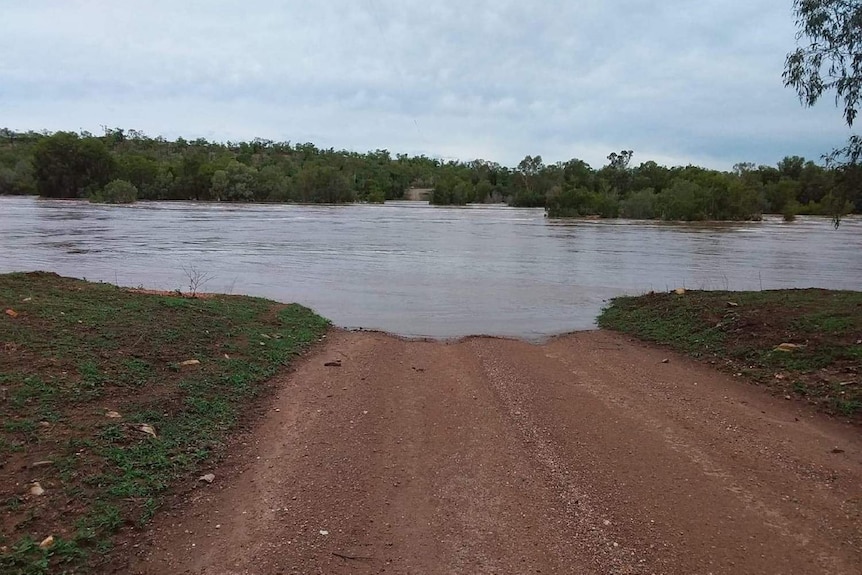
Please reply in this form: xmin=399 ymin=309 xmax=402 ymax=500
xmin=29 ymin=482 xmax=45 ymax=496
xmin=180 ymin=359 xmax=201 ymax=367
xmin=784 ymin=395 xmax=792 ymax=400
xmin=5 ymin=309 xmax=18 ymax=318
xmin=199 ymin=473 xmax=216 ymax=484
xmin=324 ymin=361 xmax=342 ymax=367
xmin=319 ymin=530 xmax=329 ymax=536
xmin=661 ymin=358 xmax=669 ymax=364
xmin=831 ymin=448 xmax=845 ymax=454
xmin=39 ymin=536 xmax=54 ymax=549
xmin=137 ymin=424 xmax=157 ymax=438
xmin=673 ymin=288 xmax=686 ymax=295
xmin=105 ymin=410 xmax=122 ymax=419
xmin=22 ymin=297 xmax=32 ymax=302
xmin=775 ymin=343 xmax=802 ymax=352
xmin=726 ymin=301 xmax=739 ymax=307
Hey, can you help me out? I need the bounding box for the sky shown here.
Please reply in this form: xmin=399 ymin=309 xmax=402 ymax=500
xmin=0 ymin=0 xmax=853 ymax=170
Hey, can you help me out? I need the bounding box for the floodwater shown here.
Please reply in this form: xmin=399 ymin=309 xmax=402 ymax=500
xmin=1 ymin=197 xmax=860 ymax=339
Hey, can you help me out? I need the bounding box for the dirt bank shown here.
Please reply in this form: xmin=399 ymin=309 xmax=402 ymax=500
xmin=121 ymin=330 xmax=862 ymax=575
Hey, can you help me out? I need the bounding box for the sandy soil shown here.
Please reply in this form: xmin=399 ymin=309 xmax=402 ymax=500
xmin=119 ymin=330 xmax=862 ymax=575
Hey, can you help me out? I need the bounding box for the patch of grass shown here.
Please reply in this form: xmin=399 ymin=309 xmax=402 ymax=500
xmin=0 ymin=272 xmax=329 ymax=573
xmin=598 ymin=289 xmax=862 ymax=419
xmin=0 ymin=536 xmax=86 ymax=575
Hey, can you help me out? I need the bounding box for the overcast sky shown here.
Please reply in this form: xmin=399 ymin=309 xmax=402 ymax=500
xmin=0 ymin=0 xmax=852 ymax=169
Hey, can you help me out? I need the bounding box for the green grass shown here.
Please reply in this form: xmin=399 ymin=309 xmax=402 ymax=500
xmin=598 ymin=289 xmax=862 ymax=419
xmin=0 ymin=272 xmax=329 ymax=573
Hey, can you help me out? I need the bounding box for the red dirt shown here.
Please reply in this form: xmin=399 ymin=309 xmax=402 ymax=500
xmin=117 ymin=330 xmax=862 ymax=574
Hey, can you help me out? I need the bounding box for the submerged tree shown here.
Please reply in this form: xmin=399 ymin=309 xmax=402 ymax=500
xmin=32 ymin=132 xmax=115 ymax=198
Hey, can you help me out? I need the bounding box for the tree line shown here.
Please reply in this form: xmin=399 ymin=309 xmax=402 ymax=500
xmin=0 ymin=128 xmax=859 ymax=220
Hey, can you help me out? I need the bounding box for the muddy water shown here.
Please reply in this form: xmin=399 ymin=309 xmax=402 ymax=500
xmin=0 ymin=197 xmax=860 ymax=339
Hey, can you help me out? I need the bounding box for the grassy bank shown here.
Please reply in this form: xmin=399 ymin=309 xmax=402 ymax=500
xmin=598 ymin=289 xmax=862 ymax=420
xmin=0 ymin=273 xmax=329 ymax=573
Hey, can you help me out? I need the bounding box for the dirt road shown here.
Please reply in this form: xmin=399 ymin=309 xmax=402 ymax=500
xmin=125 ymin=331 xmax=862 ymax=575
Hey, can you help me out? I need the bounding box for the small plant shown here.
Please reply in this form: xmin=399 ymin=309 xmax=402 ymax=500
xmin=182 ymin=265 xmax=213 ymax=298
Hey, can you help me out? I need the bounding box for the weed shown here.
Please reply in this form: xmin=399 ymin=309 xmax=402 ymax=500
xmin=182 ymin=265 xmax=213 ymax=297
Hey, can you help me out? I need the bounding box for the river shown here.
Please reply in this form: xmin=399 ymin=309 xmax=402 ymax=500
xmin=0 ymin=197 xmax=860 ymax=339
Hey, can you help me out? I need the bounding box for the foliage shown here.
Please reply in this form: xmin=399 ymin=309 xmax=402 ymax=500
xmin=784 ymin=0 xmax=862 ymax=225
xmin=0 ymin=272 xmax=329 ymax=573
xmin=431 ymin=170 xmax=474 ymax=205
xmin=598 ymin=289 xmax=862 ymax=419
xmin=0 ymin=127 xmax=858 ymax=220
xmin=89 ymin=179 xmax=138 ymax=204
xmin=32 ymin=132 xmax=115 ymax=198
xmin=620 ymin=188 xmax=658 ymax=219
xmin=784 ymin=0 xmax=862 ymax=127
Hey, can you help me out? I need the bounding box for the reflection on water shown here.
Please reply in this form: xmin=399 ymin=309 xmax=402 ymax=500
xmin=1 ymin=197 xmax=860 ymax=339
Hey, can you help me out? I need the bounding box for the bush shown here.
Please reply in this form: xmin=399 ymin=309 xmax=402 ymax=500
xmin=783 ymin=200 xmax=799 ymax=221
xmin=431 ymin=175 xmax=473 ymax=205
xmin=366 ymin=188 xmax=386 ymax=203
xmin=90 ymin=179 xmax=138 ymax=204
xmin=545 ymin=185 xmax=620 ymax=218
xmin=620 ymin=189 xmax=657 ymax=219
xmin=656 ymin=179 xmax=708 ymax=221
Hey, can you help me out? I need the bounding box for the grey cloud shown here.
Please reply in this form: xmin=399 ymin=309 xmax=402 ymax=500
xmin=0 ymin=0 xmax=850 ymax=169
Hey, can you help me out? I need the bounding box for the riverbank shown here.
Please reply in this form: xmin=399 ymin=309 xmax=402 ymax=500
xmin=3 ymin=274 xmax=862 ymax=573
xmin=598 ymin=289 xmax=862 ymax=420
xmin=0 ymin=272 xmax=328 ymax=574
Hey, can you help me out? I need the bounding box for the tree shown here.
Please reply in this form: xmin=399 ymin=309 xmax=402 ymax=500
xmin=784 ymin=1 xmax=862 ymax=127
xmin=32 ymin=132 xmax=115 ymax=198
xmin=602 ymin=150 xmax=634 ymax=196
xmin=89 ymin=179 xmax=137 ymax=204
xmin=784 ymin=1 xmax=862 ymax=224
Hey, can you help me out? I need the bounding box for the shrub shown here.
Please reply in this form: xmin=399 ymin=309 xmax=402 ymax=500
xmin=366 ymin=188 xmax=386 ymax=203
xmin=90 ymin=179 xmax=138 ymax=204
xmin=783 ymin=200 xmax=799 ymax=221
xmin=620 ymin=188 xmax=657 ymax=219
